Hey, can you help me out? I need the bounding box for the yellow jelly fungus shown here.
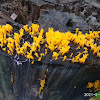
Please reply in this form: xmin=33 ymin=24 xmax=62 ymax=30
xmin=26 ymin=52 xmax=34 ymax=59
xmin=23 ymin=24 xmax=29 ymax=32
xmin=59 ymin=46 xmax=70 ymax=55
xmin=11 ymin=75 xmax=13 ymax=83
xmin=75 ymin=52 xmax=82 ymax=59
xmin=28 ymin=27 xmax=31 ymax=33
xmin=38 ymin=69 xmax=47 ymax=95
xmin=8 ymin=50 xmax=11 ymax=55
xmin=0 ymin=28 xmax=6 ymax=35
xmin=52 ymin=52 xmax=59 ymax=60
xmin=2 ymin=24 xmax=13 ymax=34
xmin=2 ymin=48 xmax=6 ymax=51
xmin=72 ymin=57 xmax=75 ymax=63
xmin=63 ymin=56 xmax=67 ymax=61
xmin=97 ymin=52 xmax=100 ymax=58
xmin=19 ymin=28 xmax=24 ymax=38
xmin=17 ymin=48 xmax=25 ymax=55
xmin=76 ymin=46 xmax=80 ymax=50
xmin=87 ymin=82 xmax=94 ymax=88
xmin=70 ymin=53 xmax=73 ymax=58
xmin=48 ymin=44 xmax=55 ymax=52
xmin=72 ymin=52 xmax=82 ymax=63
xmin=32 ymin=23 xmax=39 ymax=34
xmin=38 ymin=57 xmax=41 ymax=61
xmin=45 ymin=44 xmax=48 ymax=48
xmin=46 ymin=68 xmax=48 ymax=72
xmin=1 ymin=24 xmax=100 ymax=95
xmin=75 ymin=28 xmax=79 ymax=34
xmin=30 ymin=44 xmax=37 ymax=53
xmin=34 ymin=52 xmax=39 ymax=58
xmin=45 ymin=49 xmax=47 ymax=55
xmin=89 ymin=31 xmax=94 ymax=38
xmin=83 ymin=47 xmax=88 ymax=53
xmin=94 ymin=80 xmax=99 ymax=89
xmin=93 ymin=47 xmax=98 ymax=55
xmin=79 ymin=54 xmax=89 ymax=63
xmin=6 ymin=24 xmax=13 ymax=33
xmin=31 ymin=60 xmax=34 ymax=64
xmin=74 ymin=86 xmax=76 ymax=88
xmin=0 ymin=24 xmax=100 ymax=65
xmin=38 ymin=78 xmax=45 ymax=95
xmin=40 ymin=53 xmax=45 ymax=57
xmin=87 ymin=80 xmax=100 ymax=92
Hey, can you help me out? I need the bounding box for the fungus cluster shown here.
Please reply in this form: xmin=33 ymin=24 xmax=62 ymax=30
xmin=46 ymin=28 xmax=100 ymax=63
xmin=0 ymin=24 xmax=100 ymax=95
xmin=87 ymin=80 xmax=100 ymax=92
xmin=0 ymin=24 xmax=45 ymax=64
xmin=0 ymin=24 xmax=100 ymax=64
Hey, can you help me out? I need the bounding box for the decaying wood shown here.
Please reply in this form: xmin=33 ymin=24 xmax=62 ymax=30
xmin=0 ymin=12 xmax=23 ymax=28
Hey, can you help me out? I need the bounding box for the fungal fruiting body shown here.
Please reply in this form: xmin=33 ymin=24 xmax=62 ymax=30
xmin=87 ymin=80 xmax=100 ymax=92
xmin=0 ymin=24 xmax=100 ymax=95
xmin=0 ymin=24 xmax=100 ymax=64
xmin=38 ymin=68 xmax=48 ymax=95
